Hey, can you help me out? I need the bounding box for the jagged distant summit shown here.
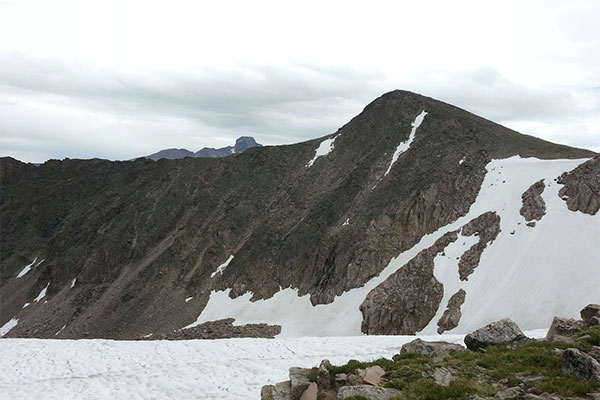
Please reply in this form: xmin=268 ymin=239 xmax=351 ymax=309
xmin=145 ymin=136 xmax=262 ymax=160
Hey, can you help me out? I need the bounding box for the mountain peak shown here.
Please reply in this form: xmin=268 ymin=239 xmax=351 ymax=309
xmin=145 ymin=136 xmax=262 ymax=160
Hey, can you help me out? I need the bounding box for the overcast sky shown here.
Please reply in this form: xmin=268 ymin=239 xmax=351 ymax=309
xmin=1 ymin=0 xmax=598 ymax=162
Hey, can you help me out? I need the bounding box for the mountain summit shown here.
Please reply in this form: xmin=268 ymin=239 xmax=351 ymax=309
xmin=1 ymin=90 xmax=597 ymax=339
xmin=144 ymin=136 xmax=262 ymax=160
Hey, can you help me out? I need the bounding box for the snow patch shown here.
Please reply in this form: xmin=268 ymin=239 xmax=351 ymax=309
xmin=189 ymin=156 xmax=596 ymax=337
xmin=16 ymin=258 xmax=37 ymax=278
xmin=185 ymin=297 xmax=193 ymax=303
xmin=33 ymin=283 xmax=49 ymax=302
xmin=210 ymin=255 xmax=234 ymax=278
xmin=143 ymin=333 xmax=153 ymax=338
xmin=0 ymin=318 xmax=18 ymax=336
xmin=342 ymin=218 xmax=350 ymax=226
xmin=459 ymin=157 xmax=465 ymax=165
xmin=384 ymin=110 xmax=427 ymax=176
xmin=71 ymin=278 xmax=76 ymax=288
xmin=22 ymin=303 xmax=30 ymax=309
xmin=306 ymin=135 xmax=337 ymax=167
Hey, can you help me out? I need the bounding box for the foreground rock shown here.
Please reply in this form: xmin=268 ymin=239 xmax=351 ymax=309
xmin=464 ymin=318 xmax=527 ymax=351
xmin=546 ymin=317 xmax=583 ymax=339
xmin=562 ymin=348 xmax=600 ymax=384
xmin=397 ymin=338 xmax=464 ymax=361
xmin=581 ymin=304 xmax=600 ymax=326
xmin=336 ymin=385 xmax=401 ymax=400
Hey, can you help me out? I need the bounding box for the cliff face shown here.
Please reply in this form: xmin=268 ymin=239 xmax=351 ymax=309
xmin=0 ymin=90 xmax=596 ymax=339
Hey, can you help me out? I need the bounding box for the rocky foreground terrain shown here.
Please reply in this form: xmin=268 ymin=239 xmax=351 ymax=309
xmin=263 ymin=304 xmax=600 ymax=400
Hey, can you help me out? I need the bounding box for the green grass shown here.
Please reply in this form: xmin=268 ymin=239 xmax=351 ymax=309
xmin=392 ymin=378 xmax=494 ymax=400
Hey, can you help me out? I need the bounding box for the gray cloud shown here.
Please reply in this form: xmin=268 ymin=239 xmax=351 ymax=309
xmin=1 ymin=53 xmax=598 ymax=162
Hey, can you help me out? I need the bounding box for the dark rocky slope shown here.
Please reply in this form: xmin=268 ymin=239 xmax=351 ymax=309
xmin=0 ymin=90 xmax=595 ymax=339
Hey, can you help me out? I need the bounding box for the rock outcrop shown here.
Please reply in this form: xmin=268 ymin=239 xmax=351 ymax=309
xmin=464 ymin=318 xmax=527 ymax=351
xmin=557 ymin=155 xmax=600 ymax=215
xmin=437 ymin=289 xmax=466 ymax=334
xmin=359 ymin=232 xmax=457 ymax=334
xmin=581 ymin=304 xmax=600 ymax=326
xmin=520 ymin=179 xmax=547 ymax=222
xmin=336 ymin=385 xmax=401 ymax=399
xmin=146 ymin=318 xmax=281 ymax=340
xmin=546 ymin=317 xmax=583 ymax=339
xmin=397 ymin=338 xmax=465 ymax=360
xmin=562 ymin=348 xmax=600 ymax=384
xmin=458 ymin=211 xmax=501 ymax=280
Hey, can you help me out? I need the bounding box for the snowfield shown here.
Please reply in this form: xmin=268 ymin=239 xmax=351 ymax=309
xmin=187 ymin=156 xmax=599 ymax=336
xmin=0 ymin=331 xmax=547 ymax=400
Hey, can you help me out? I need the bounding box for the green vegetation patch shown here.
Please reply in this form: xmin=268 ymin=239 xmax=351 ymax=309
xmin=327 ymin=338 xmax=600 ymax=398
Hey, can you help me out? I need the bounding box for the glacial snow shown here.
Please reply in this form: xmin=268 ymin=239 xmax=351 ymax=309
xmin=384 ymin=110 xmax=427 ymax=176
xmin=189 ymin=156 xmax=598 ymax=336
xmin=0 ymin=331 xmax=547 ymax=400
xmin=33 ymin=283 xmax=49 ymax=302
xmin=210 ymin=255 xmax=234 ymax=278
xmin=306 ymin=135 xmax=337 ymax=167
xmin=0 ymin=318 xmax=18 ymax=337
xmin=16 ymin=258 xmax=37 ymax=279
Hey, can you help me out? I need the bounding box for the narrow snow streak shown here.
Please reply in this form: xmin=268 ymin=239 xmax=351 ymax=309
xmin=185 ymin=297 xmax=193 ymax=303
xmin=55 ymin=325 xmax=66 ymax=336
xmin=210 ymin=255 xmax=234 ymax=278
xmin=306 ymin=135 xmax=337 ymax=167
xmin=384 ymin=110 xmax=428 ymax=176
xmin=71 ymin=278 xmax=76 ymax=288
xmin=189 ymin=157 xmax=597 ymax=337
xmin=0 ymin=318 xmax=18 ymax=336
xmin=33 ymin=282 xmax=49 ymax=302
xmin=16 ymin=258 xmax=37 ymax=278
xmin=22 ymin=303 xmax=30 ymax=309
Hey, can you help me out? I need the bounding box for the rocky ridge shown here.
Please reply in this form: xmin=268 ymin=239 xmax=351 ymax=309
xmin=144 ymin=136 xmax=262 ymax=160
xmin=1 ymin=90 xmax=596 ymax=339
xmin=262 ymin=304 xmax=600 ymax=400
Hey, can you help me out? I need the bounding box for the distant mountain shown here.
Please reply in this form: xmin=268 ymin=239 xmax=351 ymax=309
xmin=145 ymin=136 xmax=262 ymax=160
xmin=1 ymin=90 xmax=597 ymax=340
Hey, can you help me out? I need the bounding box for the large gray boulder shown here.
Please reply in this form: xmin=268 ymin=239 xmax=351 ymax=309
xmin=261 ymin=381 xmax=292 ymax=400
xmin=464 ymin=319 xmax=527 ymax=351
xmin=336 ymin=385 xmax=401 ymax=400
xmin=581 ymin=304 xmax=600 ymax=326
xmin=546 ymin=317 xmax=583 ymax=338
xmin=289 ymin=367 xmax=311 ymax=399
xmin=562 ymin=348 xmax=600 ymax=383
xmin=397 ymin=338 xmax=465 ymax=360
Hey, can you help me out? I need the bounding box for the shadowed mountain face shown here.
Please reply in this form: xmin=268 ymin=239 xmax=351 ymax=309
xmin=0 ymin=90 xmax=596 ymax=339
xmin=145 ymin=136 xmax=262 ymax=160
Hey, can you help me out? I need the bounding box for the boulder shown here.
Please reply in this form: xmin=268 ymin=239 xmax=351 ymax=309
xmin=546 ymin=317 xmax=582 ymax=338
xmin=495 ymin=387 xmax=524 ymax=399
xmin=589 ymin=346 xmax=600 ymax=363
xmin=299 ymin=382 xmax=318 ymax=400
xmin=581 ymin=304 xmax=600 ymax=326
xmin=318 ymin=359 xmax=332 ymax=389
xmin=362 ymin=365 xmax=386 ymax=386
xmin=464 ymin=319 xmax=527 ymax=351
xmin=432 ymin=367 xmax=456 ymax=386
xmin=261 ymin=381 xmax=292 ymax=400
xmin=397 ymin=338 xmax=465 ymax=360
xmin=336 ymin=385 xmax=401 ymax=400
xmin=561 ymin=348 xmax=600 ymax=383
xmin=289 ymin=367 xmax=311 ymax=399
